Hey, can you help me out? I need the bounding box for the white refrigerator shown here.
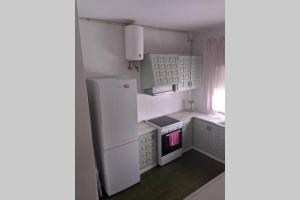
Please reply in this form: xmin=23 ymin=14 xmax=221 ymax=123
xmin=86 ymin=77 xmax=140 ymax=196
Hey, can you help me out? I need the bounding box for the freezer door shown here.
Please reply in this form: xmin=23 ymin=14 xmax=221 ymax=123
xmin=96 ymin=78 xmax=138 ymax=150
xmin=102 ymin=141 xmax=140 ymax=196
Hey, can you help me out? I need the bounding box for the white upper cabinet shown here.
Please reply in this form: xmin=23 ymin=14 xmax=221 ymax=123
xmin=177 ymin=55 xmax=203 ymax=91
xmin=140 ymin=54 xmax=203 ymax=93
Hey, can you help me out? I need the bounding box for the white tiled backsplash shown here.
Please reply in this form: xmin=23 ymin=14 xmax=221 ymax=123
xmin=137 ymin=91 xmax=190 ymax=122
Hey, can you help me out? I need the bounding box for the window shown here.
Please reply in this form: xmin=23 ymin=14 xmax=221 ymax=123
xmin=212 ymin=88 xmax=225 ymax=113
xmin=202 ymin=36 xmax=225 ymax=114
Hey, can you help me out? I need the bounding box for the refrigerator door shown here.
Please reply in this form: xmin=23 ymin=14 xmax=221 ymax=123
xmin=95 ymin=78 xmax=138 ymax=150
xmin=102 ymin=140 xmax=140 ymax=196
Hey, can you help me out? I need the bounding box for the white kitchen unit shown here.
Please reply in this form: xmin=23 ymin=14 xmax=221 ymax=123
xmin=168 ymin=111 xmax=225 ymax=162
xmin=138 ymin=121 xmax=192 ymax=172
xmin=193 ymin=118 xmax=225 ymax=161
xmin=138 ymin=111 xmax=225 ymax=174
xmin=140 ymin=54 xmax=203 ymax=95
xmin=86 ymin=77 xmax=140 ymax=196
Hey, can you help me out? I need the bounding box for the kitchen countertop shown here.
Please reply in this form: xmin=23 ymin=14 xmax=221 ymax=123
xmin=138 ymin=121 xmax=157 ymax=136
xmin=138 ymin=110 xmax=225 ymax=136
xmin=168 ymin=111 xmax=225 ymax=127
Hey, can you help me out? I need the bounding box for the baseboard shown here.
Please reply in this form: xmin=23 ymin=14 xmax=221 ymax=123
xmin=139 ymin=162 xmax=157 ymax=174
xmin=192 ymin=146 xmax=225 ymax=164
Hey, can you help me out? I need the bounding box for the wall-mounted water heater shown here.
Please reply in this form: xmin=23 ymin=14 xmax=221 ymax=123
xmin=125 ymin=25 xmax=144 ymax=60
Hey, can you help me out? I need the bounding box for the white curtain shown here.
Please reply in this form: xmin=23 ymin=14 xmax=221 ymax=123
xmin=202 ymin=36 xmax=225 ymax=113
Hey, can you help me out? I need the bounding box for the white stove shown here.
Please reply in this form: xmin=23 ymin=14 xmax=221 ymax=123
xmin=146 ymin=116 xmax=183 ymax=166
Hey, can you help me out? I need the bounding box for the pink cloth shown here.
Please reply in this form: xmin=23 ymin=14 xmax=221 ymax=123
xmin=168 ymin=131 xmax=179 ymax=147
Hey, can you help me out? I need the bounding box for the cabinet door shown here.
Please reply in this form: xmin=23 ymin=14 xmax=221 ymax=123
xmin=182 ymin=119 xmax=193 ymax=150
xmin=199 ymin=126 xmax=209 ymax=152
xmin=177 ymin=55 xmax=191 ymax=91
xmin=148 ymin=131 xmax=157 ymax=165
xmin=215 ymin=126 xmax=225 ymax=160
xmin=192 ymin=119 xmax=200 ymax=148
xmin=138 ymin=136 xmax=147 ymax=169
xmin=193 ymin=119 xmax=209 ymax=151
xmin=193 ymin=118 xmax=225 ymax=161
xmin=207 ymin=124 xmax=221 ymax=158
xmin=207 ymin=125 xmax=225 ymax=161
xmin=138 ymin=131 xmax=157 ymax=170
xmin=190 ymin=56 xmax=202 ymax=89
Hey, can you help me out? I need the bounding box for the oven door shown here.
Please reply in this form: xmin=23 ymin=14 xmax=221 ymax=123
xmin=161 ymin=129 xmax=182 ymax=157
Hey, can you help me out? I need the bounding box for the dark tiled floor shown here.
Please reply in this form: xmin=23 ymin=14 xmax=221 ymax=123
xmin=102 ymin=149 xmax=225 ymax=200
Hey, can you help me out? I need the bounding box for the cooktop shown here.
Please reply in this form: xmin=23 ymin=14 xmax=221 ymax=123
xmin=147 ymin=116 xmax=180 ymax=127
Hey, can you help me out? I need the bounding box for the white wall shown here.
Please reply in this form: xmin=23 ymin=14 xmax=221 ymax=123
xmin=144 ymin=28 xmax=190 ymax=54
xmin=79 ymin=20 xmax=135 ymax=79
xmin=79 ymin=19 xmax=192 ymax=121
xmin=75 ymin=13 xmax=99 ymax=200
xmin=192 ymin=25 xmax=225 ymax=56
xmin=137 ymin=91 xmax=190 ymax=122
xmin=191 ymin=25 xmax=225 ymax=112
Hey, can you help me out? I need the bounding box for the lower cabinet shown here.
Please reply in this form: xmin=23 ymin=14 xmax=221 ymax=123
xmin=182 ymin=118 xmax=193 ymax=151
xmin=138 ymin=130 xmax=157 ymax=171
xmin=193 ymin=119 xmax=209 ymax=151
xmin=138 ymin=117 xmax=225 ymax=172
xmin=213 ymin=126 xmax=225 ymax=160
xmin=193 ymin=118 xmax=225 ymax=161
xmin=139 ymin=118 xmax=193 ymax=172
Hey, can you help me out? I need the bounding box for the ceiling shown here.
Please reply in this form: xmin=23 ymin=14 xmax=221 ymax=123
xmin=77 ymin=0 xmax=224 ymax=31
